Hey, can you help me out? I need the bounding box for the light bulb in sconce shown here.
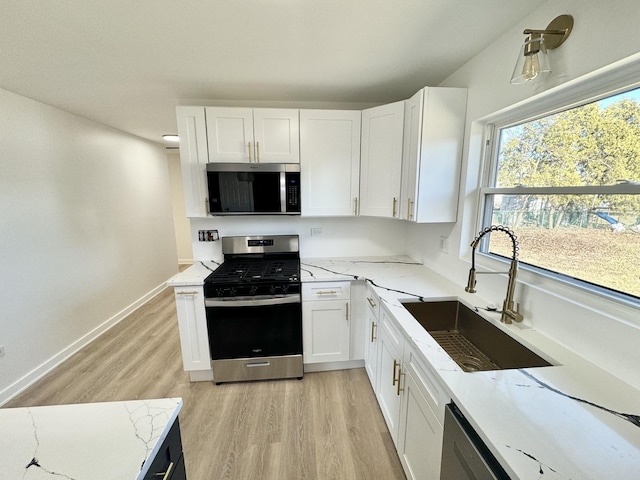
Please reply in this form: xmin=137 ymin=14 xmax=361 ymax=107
xmin=511 ymin=34 xmax=551 ymax=84
xmin=510 ymin=15 xmax=573 ymax=86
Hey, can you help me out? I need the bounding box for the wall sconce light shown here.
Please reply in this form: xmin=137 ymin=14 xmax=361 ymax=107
xmin=510 ymin=14 xmax=574 ymax=85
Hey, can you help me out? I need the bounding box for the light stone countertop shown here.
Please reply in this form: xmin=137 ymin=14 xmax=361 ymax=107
xmin=301 ymin=257 xmax=640 ymax=480
xmin=168 ymin=257 xmax=640 ymax=479
xmin=167 ymin=261 xmax=220 ymax=286
xmin=0 ymin=397 xmax=183 ymax=480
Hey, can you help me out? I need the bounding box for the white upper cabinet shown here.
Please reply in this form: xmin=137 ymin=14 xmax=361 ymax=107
xmin=359 ymin=101 xmax=405 ymax=218
xmin=253 ymin=108 xmax=300 ymax=163
xmin=176 ymin=106 xmax=209 ymax=217
xmin=206 ymin=107 xmax=300 ymax=163
xmin=400 ymin=87 xmax=467 ymax=223
xmin=300 ymin=110 xmax=361 ymax=216
xmin=400 ymin=90 xmax=423 ymax=222
xmin=205 ymin=107 xmax=253 ymax=163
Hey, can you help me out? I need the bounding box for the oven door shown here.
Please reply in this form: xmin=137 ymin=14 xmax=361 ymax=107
xmin=205 ymin=294 xmax=303 ymax=383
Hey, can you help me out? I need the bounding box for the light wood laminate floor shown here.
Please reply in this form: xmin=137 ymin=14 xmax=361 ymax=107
xmin=5 ymin=286 xmax=406 ymax=480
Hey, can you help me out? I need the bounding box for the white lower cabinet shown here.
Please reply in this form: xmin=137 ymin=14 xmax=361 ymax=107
xmin=376 ymin=305 xmax=405 ymax=446
xmin=173 ymin=286 xmax=211 ymax=372
xmin=364 ymin=295 xmax=448 ymax=480
xmin=398 ymin=370 xmax=443 ymax=480
xmin=302 ymin=282 xmax=351 ymax=364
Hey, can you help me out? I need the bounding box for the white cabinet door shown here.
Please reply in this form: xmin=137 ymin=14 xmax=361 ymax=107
xmin=253 ymin=108 xmax=300 ymax=163
xmin=300 ymin=110 xmax=361 ymax=216
xmin=376 ymin=316 xmax=405 ymax=447
xmin=400 ymin=90 xmax=423 ymax=221
xmin=302 ymin=282 xmax=350 ymax=364
xmin=205 ymin=107 xmax=254 ymax=163
xmin=398 ymin=371 xmax=444 ymax=480
xmin=206 ymin=107 xmax=300 ymax=164
xmin=176 ymin=106 xmax=209 ymax=217
xmin=401 ymin=87 xmax=467 ymax=223
xmin=360 ymin=101 xmax=405 ymax=218
xmin=173 ymin=286 xmax=211 ymax=372
xmin=302 ymin=300 xmax=350 ymax=363
xmin=363 ymin=287 xmax=380 ymax=388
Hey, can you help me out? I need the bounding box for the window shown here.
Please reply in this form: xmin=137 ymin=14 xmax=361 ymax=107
xmin=481 ymin=87 xmax=640 ymax=301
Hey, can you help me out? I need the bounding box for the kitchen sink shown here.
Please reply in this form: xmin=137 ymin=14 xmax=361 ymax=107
xmin=402 ymin=300 xmax=552 ymax=372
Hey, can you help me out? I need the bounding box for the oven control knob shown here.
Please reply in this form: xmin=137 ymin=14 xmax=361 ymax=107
xmin=282 ymin=285 xmax=289 ymax=293
xmin=216 ymin=288 xmax=224 ymax=297
xmin=250 ymin=286 xmax=258 ymax=295
xmin=269 ymin=285 xmax=277 ymax=295
xmin=228 ymin=288 xmax=236 ymax=297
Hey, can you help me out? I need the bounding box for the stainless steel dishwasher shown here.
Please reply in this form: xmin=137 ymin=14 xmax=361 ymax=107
xmin=440 ymin=403 xmax=511 ymax=480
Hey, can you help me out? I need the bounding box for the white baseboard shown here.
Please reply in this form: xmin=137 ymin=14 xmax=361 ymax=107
xmin=0 ymin=282 xmax=169 ymax=406
xmin=189 ymin=369 xmax=214 ymax=382
xmin=178 ymin=259 xmax=194 ymax=265
xmin=303 ymin=359 xmax=364 ymax=373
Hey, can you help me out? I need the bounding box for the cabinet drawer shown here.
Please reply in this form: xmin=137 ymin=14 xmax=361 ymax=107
xmin=364 ymin=284 xmax=380 ymax=318
xmin=403 ymin=345 xmax=449 ymax=426
xmin=302 ymin=281 xmax=351 ymax=301
xmin=380 ymin=304 xmax=404 ymax=358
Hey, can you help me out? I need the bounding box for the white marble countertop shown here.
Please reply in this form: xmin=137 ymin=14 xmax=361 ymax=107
xmin=0 ymin=397 xmax=183 ymax=480
xmin=167 ymin=257 xmax=640 ymax=479
xmin=301 ymin=257 xmax=640 ymax=480
xmin=167 ymin=261 xmax=219 ymax=286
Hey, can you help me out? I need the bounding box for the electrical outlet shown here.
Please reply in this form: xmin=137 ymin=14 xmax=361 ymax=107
xmin=311 ymin=227 xmax=323 ymax=237
xmin=198 ymin=230 xmax=219 ymax=242
xmin=439 ymin=236 xmax=449 ymax=254
xmin=0 ymin=346 xmax=5 ymax=358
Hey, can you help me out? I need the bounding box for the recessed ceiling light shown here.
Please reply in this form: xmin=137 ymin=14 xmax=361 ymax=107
xmin=162 ymin=134 xmax=180 ymax=142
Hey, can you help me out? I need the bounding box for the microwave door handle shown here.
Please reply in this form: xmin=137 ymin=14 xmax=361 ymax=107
xmin=205 ymin=294 xmax=300 ymax=308
xmin=280 ymin=171 xmax=286 ymax=213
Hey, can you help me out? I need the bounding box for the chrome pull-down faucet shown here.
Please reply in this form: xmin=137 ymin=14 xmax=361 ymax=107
xmin=465 ymin=225 xmax=524 ymax=324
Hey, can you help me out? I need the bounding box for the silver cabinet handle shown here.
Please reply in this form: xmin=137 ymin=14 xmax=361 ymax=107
xmin=248 ymin=142 xmax=252 ymax=162
xmin=256 ymin=141 xmax=260 ymax=162
xmin=354 ymin=197 xmax=359 ymax=215
xmin=392 ymin=197 xmax=398 ymax=217
xmin=367 ymin=297 xmax=376 ymax=308
xmin=176 ymin=291 xmax=198 ymax=296
xmin=370 ymin=322 xmax=377 ymax=342
xmin=345 ymin=302 xmax=349 ymax=321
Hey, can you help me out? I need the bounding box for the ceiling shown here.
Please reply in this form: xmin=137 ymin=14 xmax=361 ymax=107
xmin=1 ymin=1 xmax=546 ymax=145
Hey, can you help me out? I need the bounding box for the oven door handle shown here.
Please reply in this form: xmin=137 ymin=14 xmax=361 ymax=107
xmin=205 ymin=294 xmax=300 ymax=307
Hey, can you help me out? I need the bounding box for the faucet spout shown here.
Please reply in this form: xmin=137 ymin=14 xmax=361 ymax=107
xmin=466 ymin=225 xmax=523 ymax=324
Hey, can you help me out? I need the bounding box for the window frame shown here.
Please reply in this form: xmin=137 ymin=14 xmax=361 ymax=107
xmin=475 ymin=54 xmax=640 ymax=308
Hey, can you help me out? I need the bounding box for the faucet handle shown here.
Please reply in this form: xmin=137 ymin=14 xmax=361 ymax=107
xmin=514 ymin=302 xmax=524 ymax=322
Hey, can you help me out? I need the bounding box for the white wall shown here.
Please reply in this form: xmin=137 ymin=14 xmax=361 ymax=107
xmin=167 ymin=151 xmax=194 ymax=264
xmin=0 ymin=88 xmax=179 ymax=403
xmin=190 ymin=216 xmax=409 ymax=262
xmin=406 ymin=0 xmax=640 ymax=389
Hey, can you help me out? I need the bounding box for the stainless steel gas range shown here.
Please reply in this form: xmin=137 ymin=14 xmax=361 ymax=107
xmin=203 ymin=235 xmax=303 ymax=384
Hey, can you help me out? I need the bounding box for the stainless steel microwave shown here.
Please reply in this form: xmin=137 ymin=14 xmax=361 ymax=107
xmin=206 ymin=163 xmax=301 ymax=215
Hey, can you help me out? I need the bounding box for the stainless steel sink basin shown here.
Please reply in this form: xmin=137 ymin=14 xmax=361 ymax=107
xmin=402 ymin=300 xmax=552 ymax=372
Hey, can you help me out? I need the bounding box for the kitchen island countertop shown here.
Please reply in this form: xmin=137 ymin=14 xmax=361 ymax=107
xmin=0 ymin=397 xmax=183 ymax=480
